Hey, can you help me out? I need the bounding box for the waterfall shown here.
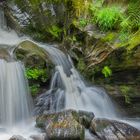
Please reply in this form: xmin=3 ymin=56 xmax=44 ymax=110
xmin=0 ymin=7 xmax=24 ymax=46
xmin=0 ymin=59 xmax=33 ymax=127
xmin=34 ymin=44 xmax=118 ymax=118
xmin=0 ymin=9 xmax=35 ymax=140
xmin=0 ymin=7 xmax=32 ymax=128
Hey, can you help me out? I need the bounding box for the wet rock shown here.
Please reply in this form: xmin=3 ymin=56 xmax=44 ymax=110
xmin=78 ymin=110 xmax=95 ymax=128
xmin=33 ymin=89 xmax=65 ymax=116
xmin=36 ymin=110 xmax=85 ymax=140
xmin=90 ymin=118 xmax=140 ymax=140
xmin=0 ymin=47 xmax=11 ymax=61
xmin=9 ymin=135 xmax=26 ymax=140
xmin=15 ymin=40 xmax=48 ymax=63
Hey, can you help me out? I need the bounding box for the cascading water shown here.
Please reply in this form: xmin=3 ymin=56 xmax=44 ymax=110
xmin=0 ymin=7 xmax=39 ymax=140
xmin=0 ymin=59 xmax=33 ymax=127
xmin=35 ymin=45 xmax=118 ymax=118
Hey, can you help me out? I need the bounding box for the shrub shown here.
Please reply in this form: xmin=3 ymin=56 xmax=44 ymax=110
xmin=48 ymin=25 xmax=62 ymax=39
xmin=102 ymin=66 xmax=112 ymax=78
xmin=95 ymin=6 xmax=123 ymax=31
xmin=26 ymin=68 xmax=48 ymax=82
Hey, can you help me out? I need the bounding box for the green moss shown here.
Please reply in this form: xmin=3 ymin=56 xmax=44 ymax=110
xmin=102 ymin=32 xmax=117 ymax=42
xmin=77 ymin=58 xmax=86 ymax=73
xmin=120 ymin=85 xmax=131 ymax=104
xmin=127 ymin=31 xmax=140 ymax=50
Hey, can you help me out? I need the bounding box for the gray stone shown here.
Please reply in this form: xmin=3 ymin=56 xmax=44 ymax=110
xmin=90 ymin=118 xmax=140 ymax=140
xmin=36 ymin=110 xmax=85 ymax=140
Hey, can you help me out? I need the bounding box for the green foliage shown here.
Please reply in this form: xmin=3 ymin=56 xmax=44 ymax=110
xmin=26 ymin=68 xmax=47 ymax=82
xmin=127 ymin=1 xmax=140 ymax=30
xmin=102 ymin=66 xmax=112 ymax=78
xmin=119 ymin=31 xmax=130 ymax=42
xmin=95 ymin=6 xmax=123 ymax=31
xmin=119 ymin=17 xmax=131 ymax=42
xmin=77 ymin=58 xmax=86 ymax=73
xmin=79 ymin=18 xmax=88 ymax=27
xmin=30 ymin=84 xmax=40 ymax=97
xmin=120 ymin=18 xmax=131 ymax=32
xmin=120 ymin=85 xmax=131 ymax=104
xmin=48 ymin=25 xmax=62 ymax=39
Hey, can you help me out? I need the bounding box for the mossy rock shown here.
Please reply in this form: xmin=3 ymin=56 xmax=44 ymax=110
xmin=0 ymin=47 xmax=11 ymax=61
xmin=15 ymin=40 xmax=53 ymax=97
xmin=36 ymin=110 xmax=85 ymax=140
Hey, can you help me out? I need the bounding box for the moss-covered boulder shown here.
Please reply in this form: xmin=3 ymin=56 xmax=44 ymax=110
xmin=36 ymin=110 xmax=85 ymax=140
xmin=0 ymin=47 xmax=11 ymax=61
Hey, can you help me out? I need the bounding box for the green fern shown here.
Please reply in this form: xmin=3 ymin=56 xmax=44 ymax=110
xmin=127 ymin=2 xmax=140 ymax=29
xmin=102 ymin=66 xmax=112 ymax=78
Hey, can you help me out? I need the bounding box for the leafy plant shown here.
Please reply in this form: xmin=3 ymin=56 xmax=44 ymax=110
xmin=127 ymin=1 xmax=140 ymax=30
xmin=30 ymin=84 xmax=40 ymax=97
xmin=48 ymin=25 xmax=62 ymax=39
xmin=95 ymin=6 xmax=123 ymax=31
xmin=26 ymin=68 xmax=48 ymax=82
xmin=79 ymin=18 xmax=88 ymax=27
xmin=102 ymin=66 xmax=112 ymax=78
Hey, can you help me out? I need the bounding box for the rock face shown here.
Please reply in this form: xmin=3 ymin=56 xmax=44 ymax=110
xmin=90 ymin=118 xmax=140 ymax=140
xmin=92 ymin=45 xmax=140 ymax=116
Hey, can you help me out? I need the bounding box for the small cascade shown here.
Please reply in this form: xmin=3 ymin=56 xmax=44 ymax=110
xmin=0 ymin=7 xmax=24 ymax=46
xmin=35 ymin=45 xmax=118 ymax=118
xmin=0 ymin=59 xmax=33 ymax=127
xmin=0 ymin=8 xmax=36 ymax=140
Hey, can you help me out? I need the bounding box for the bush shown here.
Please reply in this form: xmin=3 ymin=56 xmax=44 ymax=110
xmin=26 ymin=68 xmax=48 ymax=82
xmin=48 ymin=25 xmax=62 ymax=39
xmin=95 ymin=6 xmax=123 ymax=31
xmin=102 ymin=66 xmax=112 ymax=78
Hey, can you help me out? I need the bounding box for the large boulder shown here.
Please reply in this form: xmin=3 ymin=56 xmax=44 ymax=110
xmin=90 ymin=118 xmax=140 ymax=140
xmin=36 ymin=110 xmax=87 ymax=140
